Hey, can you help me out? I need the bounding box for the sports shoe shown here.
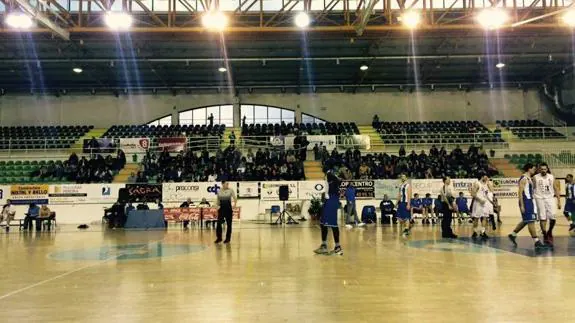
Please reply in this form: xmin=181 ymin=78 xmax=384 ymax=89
xmin=345 ymin=224 xmax=353 ymax=229
xmin=480 ymin=232 xmax=489 ymax=241
xmin=223 ymin=240 xmax=230 ymax=244
xmin=332 ymin=246 xmax=343 ymax=255
xmin=214 ymin=239 xmax=222 ymax=244
xmin=548 ymin=232 xmax=554 ymax=244
xmin=535 ymin=241 xmax=547 ymax=249
xmin=569 ymin=224 xmax=575 ymax=231
xmin=472 ymin=232 xmax=478 ymax=240
xmin=314 ymin=245 xmax=329 ymax=254
xmin=508 ymin=234 xmax=517 ymax=246
xmin=401 ymin=229 xmax=409 ymax=238
xmin=357 ymin=222 xmax=366 ymax=227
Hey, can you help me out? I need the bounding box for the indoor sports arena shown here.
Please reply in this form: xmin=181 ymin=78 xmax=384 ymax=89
xmin=1 ymin=1 xmax=575 ymax=321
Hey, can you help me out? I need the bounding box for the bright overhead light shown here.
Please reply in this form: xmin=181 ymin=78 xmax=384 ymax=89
xmin=360 ymin=64 xmax=369 ymax=71
xmin=294 ymin=12 xmax=311 ymax=28
xmin=561 ymin=10 xmax=575 ymax=27
xmin=218 ymin=67 xmax=227 ymax=72
xmin=476 ymin=8 xmax=508 ymax=30
xmin=202 ymin=11 xmax=228 ymax=31
xmin=104 ymin=12 xmax=133 ymax=30
xmin=73 ymin=67 xmax=83 ymax=73
xmin=401 ymin=11 xmax=421 ymax=29
xmin=496 ymin=62 xmax=505 ymax=69
xmin=5 ymin=12 xmax=33 ymax=29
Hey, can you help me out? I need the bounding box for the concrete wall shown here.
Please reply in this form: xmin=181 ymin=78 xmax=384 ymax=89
xmin=0 ymin=89 xmax=543 ymax=127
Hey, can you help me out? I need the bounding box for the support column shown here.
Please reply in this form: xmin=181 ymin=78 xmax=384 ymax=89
xmin=233 ymin=96 xmax=241 ymax=127
xmin=171 ymin=105 xmax=179 ymax=125
xmin=295 ymin=104 xmax=302 ymax=124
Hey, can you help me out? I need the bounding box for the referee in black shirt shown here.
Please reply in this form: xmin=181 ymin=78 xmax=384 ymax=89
xmin=215 ymin=181 xmax=238 ymax=244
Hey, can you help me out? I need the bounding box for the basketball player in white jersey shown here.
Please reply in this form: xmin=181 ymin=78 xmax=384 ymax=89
xmin=483 ymin=180 xmax=496 ymax=231
xmin=470 ymin=173 xmax=490 ymax=240
xmin=533 ymin=163 xmax=560 ymax=245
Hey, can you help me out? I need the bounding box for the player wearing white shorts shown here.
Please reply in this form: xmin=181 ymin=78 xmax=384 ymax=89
xmin=470 ymin=173 xmax=490 ymax=240
xmin=532 ymin=163 xmax=560 ymax=245
xmin=483 ymin=183 xmax=496 ymax=231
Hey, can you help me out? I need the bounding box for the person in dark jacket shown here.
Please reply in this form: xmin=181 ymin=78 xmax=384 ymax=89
xmin=379 ymin=194 xmax=396 ymax=224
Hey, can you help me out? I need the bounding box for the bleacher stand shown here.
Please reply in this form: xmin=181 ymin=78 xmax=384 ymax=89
xmin=0 ymin=125 xmax=92 ymax=150
xmin=496 ymin=120 xmax=565 ymax=139
xmin=373 ymin=120 xmax=503 ymax=145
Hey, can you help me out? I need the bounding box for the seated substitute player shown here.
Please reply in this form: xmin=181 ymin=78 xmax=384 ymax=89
xmin=455 ymin=192 xmax=470 ymax=224
xmin=422 ymin=193 xmax=434 ymax=225
xmin=410 ymin=193 xmax=423 ymax=224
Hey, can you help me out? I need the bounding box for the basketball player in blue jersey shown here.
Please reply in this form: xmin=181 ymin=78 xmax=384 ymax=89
xmin=563 ymin=174 xmax=575 ymax=232
xmin=314 ymin=170 xmax=343 ymax=255
xmin=397 ymin=173 xmax=412 ymax=238
xmin=508 ymin=163 xmax=546 ymax=249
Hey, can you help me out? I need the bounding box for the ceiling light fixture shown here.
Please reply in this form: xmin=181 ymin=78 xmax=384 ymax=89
xmin=496 ymin=62 xmax=505 ymax=69
xmin=562 ymin=10 xmax=575 ymax=27
xmin=400 ymin=11 xmax=421 ymax=29
xmin=360 ymin=64 xmax=369 ymax=71
xmin=294 ymin=12 xmax=311 ymax=28
xmin=5 ymin=12 xmax=33 ymax=29
xmin=218 ymin=67 xmax=227 ymax=73
xmin=476 ymin=8 xmax=508 ymax=30
xmin=202 ymin=11 xmax=228 ymax=31
xmin=73 ymin=67 xmax=83 ymax=74
xmin=104 ymin=12 xmax=133 ymax=30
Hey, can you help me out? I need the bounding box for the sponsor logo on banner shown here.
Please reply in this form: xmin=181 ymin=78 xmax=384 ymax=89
xmin=374 ymin=180 xmax=398 ymax=198
xmin=339 ymin=180 xmax=375 ymax=199
xmin=158 ymin=137 xmax=187 ymax=152
xmin=48 ymin=184 xmax=88 ymax=203
xmin=238 ymin=182 xmax=259 ymax=198
xmin=260 ymin=182 xmax=298 ymax=200
xmin=298 ymin=181 xmax=327 ymax=200
xmin=163 ymin=182 xmax=237 ymax=202
xmin=452 ymin=179 xmax=477 ymax=197
xmin=270 ymin=136 xmax=285 ymax=147
xmin=410 ymin=179 xmax=443 ymax=196
xmin=10 ymin=184 xmax=49 ymax=205
xmin=492 ymin=177 xmax=519 ymax=199
xmin=284 ymin=135 xmax=337 ymax=151
xmin=119 ymin=138 xmax=150 ymax=153
xmin=123 ymin=184 xmax=162 ymax=202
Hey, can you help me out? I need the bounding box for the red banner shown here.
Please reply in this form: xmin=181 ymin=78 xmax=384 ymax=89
xmin=157 ymin=137 xmax=187 ymax=152
xmin=163 ymin=207 xmax=240 ymax=221
xmin=163 ymin=208 xmax=201 ymax=221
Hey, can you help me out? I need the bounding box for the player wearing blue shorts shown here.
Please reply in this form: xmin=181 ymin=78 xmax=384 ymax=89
xmin=564 ymin=174 xmax=575 ymax=232
xmin=397 ymin=173 xmax=412 ymax=238
xmin=314 ymin=171 xmax=343 ymax=255
xmin=508 ymin=163 xmax=546 ymax=249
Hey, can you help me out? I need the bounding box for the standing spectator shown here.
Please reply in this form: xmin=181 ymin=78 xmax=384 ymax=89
xmin=208 ymin=113 xmax=214 ymax=126
xmin=0 ymin=200 xmax=15 ymax=232
xmin=181 ymin=198 xmax=193 ymax=229
xmin=242 ymin=115 xmax=247 ymax=127
xmin=229 ymin=131 xmax=236 ymax=146
xmin=344 ymin=183 xmax=364 ymax=228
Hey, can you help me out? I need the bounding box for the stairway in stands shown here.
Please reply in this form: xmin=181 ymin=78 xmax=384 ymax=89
xmin=491 ymin=158 xmax=522 ymax=177
xmin=113 ymin=164 xmax=141 ymax=183
xmin=304 ymin=160 xmax=324 ymax=180
xmin=357 ymin=125 xmax=384 ymax=151
xmin=71 ymin=128 xmax=108 ymax=152
xmin=221 ymin=127 xmax=240 ymax=149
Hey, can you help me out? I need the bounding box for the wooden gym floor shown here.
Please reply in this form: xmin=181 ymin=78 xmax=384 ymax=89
xmin=1 ymin=221 xmax=574 ymax=323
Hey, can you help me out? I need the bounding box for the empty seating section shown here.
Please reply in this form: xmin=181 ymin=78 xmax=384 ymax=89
xmin=374 ymin=121 xmax=502 ymax=145
xmin=241 ymin=122 xmax=359 ymax=137
xmin=0 ymin=126 xmax=92 ymax=150
xmin=504 ymin=153 xmax=543 ymax=169
xmin=0 ymin=160 xmax=69 ymax=184
xmin=497 ymin=120 xmax=565 ymax=139
xmin=104 ymin=124 xmax=226 ymax=138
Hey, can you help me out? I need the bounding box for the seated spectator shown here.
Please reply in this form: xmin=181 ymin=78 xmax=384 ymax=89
xmin=0 ymin=200 xmax=15 ymax=232
xmin=24 ymin=203 xmax=40 ymax=232
xmin=379 ymin=194 xmax=396 ymax=224
xmin=136 ymin=171 xmax=148 ymax=183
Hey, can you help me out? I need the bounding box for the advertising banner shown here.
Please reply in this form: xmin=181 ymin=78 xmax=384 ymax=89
xmin=338 ymin=135 xmax=371 ymax=150
xmin=157 ymin=137 xmax=187 ymax=152
xmin=162 ymin=182 xmax=234 ymax=202
xmin=284 ymin=135 xmax=337 ymax=151
xmin=84 ymin=184 xmax=124 ymax=203
xmin=491 ymin=177 xmax=519 ymax=199
xmin=411 ymin=179 xmax=443 ymax=196
xmin=202 ymin=207 xmax=241 ymax=220
xmin=48 ymin=184 xmax=88 ymax=204
xmin=269 ymin=136 xmax=285 ymax=147
xmin=122 ymin=184 xmax=163 ymax=202
xmin=119 ymin=138 xmax=150 ymax=153
xmin=374 ymin=180 xmax=398 ymax=198
xmin=339 ymin=180 xmax=375 ymax=199
xmin=452 ymin=179 xmax=477 ymax=197
xmin=0 ymin=185 xmax=10 ymax=205
xmin=163 ymin=208 xmax=201 ymax=221
xmin=10 ymin=184 xmax=49 ymax=205
xmin=260 ymin=181 xmax=299 ymax=201
xmin=298 ymin=180 xmax=326 ymax=200
xmin=238 ymin=182 xmax=259 ymax=198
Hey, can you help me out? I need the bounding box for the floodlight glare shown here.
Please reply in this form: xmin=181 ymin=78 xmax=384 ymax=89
xmin=561 ymin=10 xmax=575 ymax=27
xmin=294 ymin=12 xmax=311 ymax=28
xmin=360 ymin=64 xmax=369 ymax=71
xmin=202 ymin=11 xmax=228 ymax=31
xmin=496 ymin=62 xmax=505 ymax=69
xmin=73 ymin=67 xmax=83 ymax=74
xmin=476 ymin=8 xmax=508 ymax=30
xmin=401 ymin=11 xmax=421 ymax=29
xmin=218 ymin=67 xmax=227 ymax=73
xmin=5 ymin=12 xmax=33 ymax=29
xmin=104 ymin=12 xmax=133 ymax=30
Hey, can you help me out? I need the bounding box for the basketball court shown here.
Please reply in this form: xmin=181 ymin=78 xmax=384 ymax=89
xmin=1 ymin=222 xmax=574 ymax=322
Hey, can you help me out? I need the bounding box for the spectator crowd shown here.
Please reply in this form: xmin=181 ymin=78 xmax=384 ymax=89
xmin=321 ymin=144 xmax=498 ymax=180
xmin=137 ymin=146 xmax=306 ymax=183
